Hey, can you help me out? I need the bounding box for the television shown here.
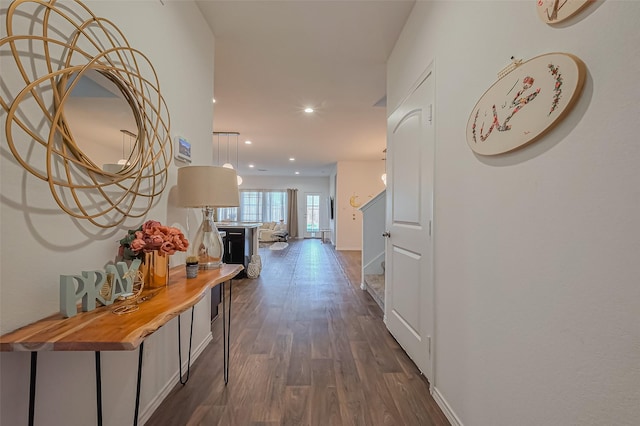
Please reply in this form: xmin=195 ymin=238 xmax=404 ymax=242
xmin=328 ymin=197 xmax=334 ymax=220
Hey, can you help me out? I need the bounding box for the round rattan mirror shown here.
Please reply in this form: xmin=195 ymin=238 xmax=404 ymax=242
xmin=1 ymin=0 xmax=172 ymax=228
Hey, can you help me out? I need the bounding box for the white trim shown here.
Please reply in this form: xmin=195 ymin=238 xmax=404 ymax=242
xmin=385 ymin=61 xmax=437 ymax=381
xmin=139 ymin=332 xmax=213 ymax=424
xmin=387 ymin=59 xmax=434 ymax=118
xmin=360 ymin=282 xmax=366 ymax=290
xmin=429 ymin=59 xmax=438 ymax=388
xmin=432 ymin=386 xmax=463 ymax=426
xmin=335 ymin=245 xmax=360 ymax=251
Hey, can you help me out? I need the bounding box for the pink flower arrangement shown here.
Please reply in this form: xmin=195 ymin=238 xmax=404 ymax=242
xmin=119 ymin=220 xmax=189 ymax=260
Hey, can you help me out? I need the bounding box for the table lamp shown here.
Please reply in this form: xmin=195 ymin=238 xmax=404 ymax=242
xmin=178 ymin=166 xmax=239 ymax=269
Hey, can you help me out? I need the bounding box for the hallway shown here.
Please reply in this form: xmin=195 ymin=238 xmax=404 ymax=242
xmin=149 ymin=239 xmax=448 ymax=425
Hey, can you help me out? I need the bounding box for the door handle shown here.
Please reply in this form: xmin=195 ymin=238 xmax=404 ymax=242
xmin=382 ymin=232 xmax=391 ymax=238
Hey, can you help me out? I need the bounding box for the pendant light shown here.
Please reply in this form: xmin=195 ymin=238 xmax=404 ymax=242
xmin=222 ymin=133 xmax=234 ymax=169
xmin=214 ymin=131 xmax=243 ymax=186
xmin=117 ymin=129 xmax=135 ymax=166
xmin=235 ymin=133 xmax=243 ymax=185
xmin=103 ymin=129 xmax=134 ymax=173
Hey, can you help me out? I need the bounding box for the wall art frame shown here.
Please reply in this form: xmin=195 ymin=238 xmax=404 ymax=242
xmin=466 ymin=52 xmax=586 ymax=156
xmin=537 ymin=0 xmax=592 ymax=24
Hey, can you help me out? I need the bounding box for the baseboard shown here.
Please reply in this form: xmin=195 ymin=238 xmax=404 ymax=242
xmin=335 ymin=245 xmax=360 ymax=251
xmin=360 ymin=282 xmax=366 ymax=290
xmin=432 ymin=386 xmax=463 ymax=426
xmin=139 ymin=332 xmax=213 ymax=424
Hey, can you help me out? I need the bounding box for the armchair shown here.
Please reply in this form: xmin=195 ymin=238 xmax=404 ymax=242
xmin=258 ymin=221 xmax=288 ymax=242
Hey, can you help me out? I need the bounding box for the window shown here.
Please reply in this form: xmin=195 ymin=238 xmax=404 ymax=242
xmin=306 ymin=194 xmax=320 ymax=232
xmin=217 ymin=207 xmax=238 ymax=222
xmin=217 ymin=190 xmax=287 ymax=223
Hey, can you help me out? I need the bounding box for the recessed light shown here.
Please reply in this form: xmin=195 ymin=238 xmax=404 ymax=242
xmin=212 ymin=98 xmax=216 ymax=104
xmin=244 ymin=140 xmax=252 ymax=145
xmin=289 ymin=157 xmax=295 ymax=161
xmin=249 ymin=164 xmax=255 ymax=168
xmin=304 ymin=107 xmax=314 ymax=113
xmin=295 ymin=171 xmax=300 ymax=175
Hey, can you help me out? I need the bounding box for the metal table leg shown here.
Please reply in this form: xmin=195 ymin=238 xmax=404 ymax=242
xmin=95 ymin=352 xmax=103 ymax=426
xmin=133 ymin=342 xmax=144 ymax=426
xmin=29 ymin=351 xmax=103 ymax=426
xmin=178 ymin=306 xmax=195 ymax=385
xmin=222 ymin=279 xmax=233 ymax=385
xmin=28 ymin=352 xmax=37 ymax=426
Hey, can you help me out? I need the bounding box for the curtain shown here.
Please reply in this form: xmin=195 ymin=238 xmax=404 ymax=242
xmin=287 ymin=188 xmax=298 ymax=238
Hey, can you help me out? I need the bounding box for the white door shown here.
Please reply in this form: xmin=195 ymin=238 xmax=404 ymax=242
xmin=304 ymin=193 xmax=321 ymax=238
xmin=385 ymin=68 xmax=435 ymax=380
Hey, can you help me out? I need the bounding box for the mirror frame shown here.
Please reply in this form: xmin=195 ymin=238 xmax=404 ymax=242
xmin=1 ymin=0 xmax=172 ymax=228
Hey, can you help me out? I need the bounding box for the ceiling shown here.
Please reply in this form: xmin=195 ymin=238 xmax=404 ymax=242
xmin=195 ymin=0 xmax=415 ymax=177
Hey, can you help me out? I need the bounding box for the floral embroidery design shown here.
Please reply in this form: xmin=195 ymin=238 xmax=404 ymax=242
xmin=548 ymin=63 xmax=563 ymax=115
xmin=472 ymin=76 xmax=541 ymax=143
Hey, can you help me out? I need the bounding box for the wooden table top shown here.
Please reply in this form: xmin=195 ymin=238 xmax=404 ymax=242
xmin=0 ymin=264 xmax=243 ymax=352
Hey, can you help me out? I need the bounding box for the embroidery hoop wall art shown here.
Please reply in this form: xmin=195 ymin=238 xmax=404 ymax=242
xmin=537 ymin=0 xmax=592 ymax=24
xmin=466 ymin=52 xmax=586 ymax=156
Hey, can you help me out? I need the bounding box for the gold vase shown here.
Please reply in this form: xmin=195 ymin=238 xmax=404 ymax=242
xmin=142 ymin=251 xmax=170 ymax=288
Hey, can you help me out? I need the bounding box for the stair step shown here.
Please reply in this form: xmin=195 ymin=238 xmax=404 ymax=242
xmin=364 ymin=273 xmax=385 ymax=309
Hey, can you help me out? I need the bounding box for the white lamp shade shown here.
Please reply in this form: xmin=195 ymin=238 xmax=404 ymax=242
xmin=178 ymin=166 xmax=240 ymax=207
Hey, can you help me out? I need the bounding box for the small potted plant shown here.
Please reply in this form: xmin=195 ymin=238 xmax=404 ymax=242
xmin=185 ymin=255 xmax=199 ymax=279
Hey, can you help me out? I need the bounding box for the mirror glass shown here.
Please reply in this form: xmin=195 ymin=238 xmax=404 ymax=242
xmin=62 ymin=69 xmax=138 ymax=173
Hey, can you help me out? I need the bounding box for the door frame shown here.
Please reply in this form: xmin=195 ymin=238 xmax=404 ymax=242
xmin=303 ymin=192 xmax=322 ymax=239
xmin=385 ymin=61 xmax=437 ymax=385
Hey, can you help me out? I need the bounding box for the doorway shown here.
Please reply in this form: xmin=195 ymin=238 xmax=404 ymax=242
xmin=385 ymin=66 xmax=435 ymax=381
xmin=304 ymin=193 xmax=321 ymax=239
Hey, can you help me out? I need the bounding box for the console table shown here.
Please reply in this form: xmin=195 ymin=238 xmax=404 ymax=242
xmin=319 ymin=228 xmax=332 ymax=244
xmin=0 ymin=263 xmax=243 ymax=426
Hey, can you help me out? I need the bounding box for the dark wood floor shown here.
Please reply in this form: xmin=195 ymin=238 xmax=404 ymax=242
xmin=148 ymin=239 xmax=448 ymax=426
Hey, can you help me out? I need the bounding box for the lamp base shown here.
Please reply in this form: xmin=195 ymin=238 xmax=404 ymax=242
xmin=199 ymin=260 xmax=223 ymax=270
xmin=191 ymin=207 xmax=225 ymax=270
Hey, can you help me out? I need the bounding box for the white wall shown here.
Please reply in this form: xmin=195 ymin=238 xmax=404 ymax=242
xmin=387 ymin=1 xmax=640 ymax=425
xmin=336 ymin=160 xmax=386 ymax=250
xmin=238 ymin=175 xmax=330 ymax=238
xmin=1 ymin=2 xmax=216 ymax=425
